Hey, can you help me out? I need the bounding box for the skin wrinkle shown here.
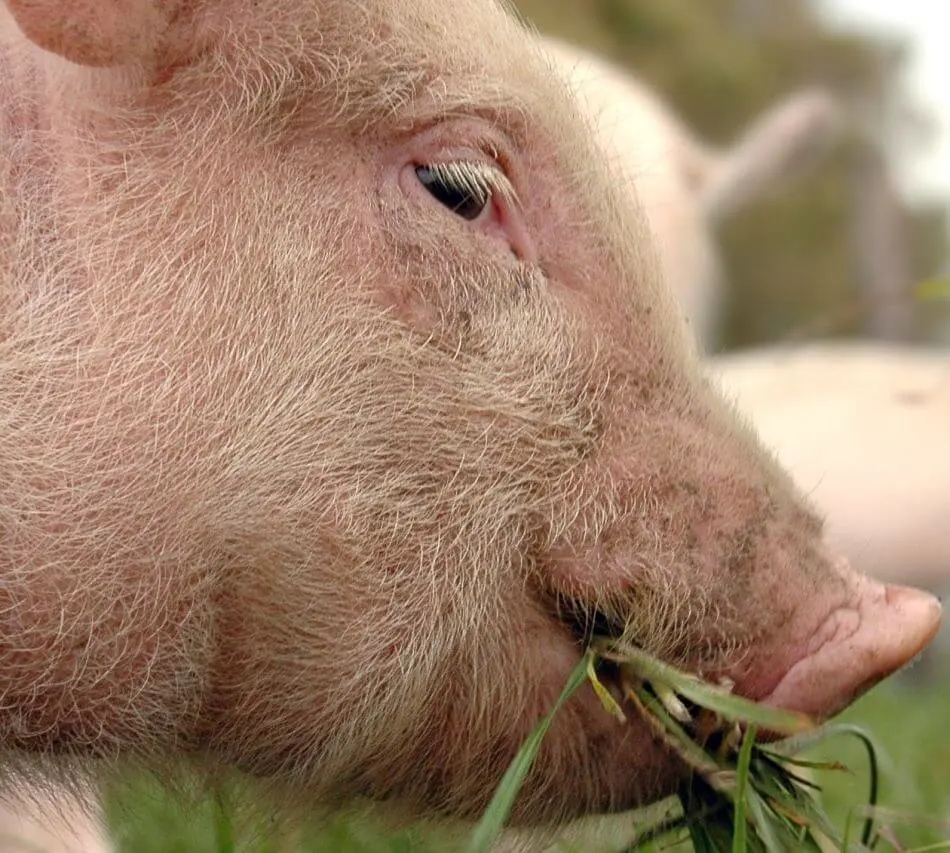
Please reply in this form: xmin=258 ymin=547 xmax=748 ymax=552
xmin=0 ymin=0 xmax=936 ymax=836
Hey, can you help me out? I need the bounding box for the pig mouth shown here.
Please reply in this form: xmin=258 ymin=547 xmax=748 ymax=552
xmin=555 ymin=596 xmax=627 ymax=648
xmin=526 ymin=567 xmax=939 ymax=822
xmin=551 ymin=595 xmax=671 ymax=706
xmin=548 ymin=562 xmax=942 ymax=727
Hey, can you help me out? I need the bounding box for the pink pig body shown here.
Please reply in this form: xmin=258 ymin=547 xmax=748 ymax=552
xmin=0 ymin=0 xmax=940 ymax=828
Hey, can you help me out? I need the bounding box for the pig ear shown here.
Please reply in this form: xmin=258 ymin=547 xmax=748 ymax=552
xmin=699 ymin=90 xmax=843 ymax=222
xmin=4 ymin=0 xmax=170 ymax=67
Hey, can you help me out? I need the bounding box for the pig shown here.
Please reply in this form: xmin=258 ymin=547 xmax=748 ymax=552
xmin=712 ymin=342 xmax=950 ymax=589
xmin=0 ymin=0 xmax=940 ymax=834
xmin=543 ymin=37 xmax=842 ymax=349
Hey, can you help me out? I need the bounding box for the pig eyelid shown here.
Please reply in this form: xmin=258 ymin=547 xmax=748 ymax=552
xmin=414 ymin=160 xmax=519 ymax=219
xmin=421 ymin=161 xmax=518 ymax=203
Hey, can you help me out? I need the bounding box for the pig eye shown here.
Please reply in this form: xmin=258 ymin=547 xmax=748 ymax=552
xmin=415 ymin=161 xmax=517 ymax=222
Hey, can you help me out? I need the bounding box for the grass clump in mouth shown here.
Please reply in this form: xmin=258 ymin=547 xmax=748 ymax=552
xmin=467 ymin=640 xmax=888 ymax=853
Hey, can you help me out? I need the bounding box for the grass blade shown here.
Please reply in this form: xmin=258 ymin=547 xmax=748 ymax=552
xmin=599 ymin=640 xmax=814 ymax=736
xmin=732 ymin=725 xmax=757 ymax=853
xmin=465 ymin=652 xmax=591 ymax=853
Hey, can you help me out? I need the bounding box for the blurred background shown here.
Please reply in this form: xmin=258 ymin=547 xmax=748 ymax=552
xmin=515 ymin=0 xmax=950 ymax=350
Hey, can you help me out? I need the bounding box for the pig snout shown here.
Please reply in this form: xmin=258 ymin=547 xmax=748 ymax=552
xmin=752 ymin=564 xmax=941 ymax=719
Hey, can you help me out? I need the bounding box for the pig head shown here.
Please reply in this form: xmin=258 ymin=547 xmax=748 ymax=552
xmin=0 ymin=0 xmax=940 ymax=826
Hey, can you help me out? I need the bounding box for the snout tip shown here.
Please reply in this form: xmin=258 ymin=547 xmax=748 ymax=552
xmin=764 ymin=581 xmax=942 ymax=720
xmin=881 ymin=584 xmax=942 ymax=665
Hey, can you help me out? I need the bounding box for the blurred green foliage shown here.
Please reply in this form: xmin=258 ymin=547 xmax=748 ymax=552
xmin=103 ymin=676 xmax=950 ymax=850
xmin=513 ymin=0 xmax=949 ymax=349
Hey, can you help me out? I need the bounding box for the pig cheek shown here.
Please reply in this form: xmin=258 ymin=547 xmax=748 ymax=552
xmin=199 ymin=550 xmax=470 ymax=786
xmin=373 ymin=177 xmax=490 ymax=331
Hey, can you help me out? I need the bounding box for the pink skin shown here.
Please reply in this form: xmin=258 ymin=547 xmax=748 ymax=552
xmin=758 ymin=563 xmax=941 ymax=717
xmin=0 ymin=0 xmax=942 ymax=828
xmin=712 ymin=343 xmax=950 ymax=590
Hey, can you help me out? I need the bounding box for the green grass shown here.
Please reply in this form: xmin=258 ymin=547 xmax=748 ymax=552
xmin=102 ymin=673 xmax=950 ymax=852
xmin=808 ymin=674 xmax=950 ymax=850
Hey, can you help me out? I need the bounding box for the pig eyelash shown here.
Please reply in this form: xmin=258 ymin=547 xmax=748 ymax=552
xmin=414 ymin=160 xmax=518 ymax=220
